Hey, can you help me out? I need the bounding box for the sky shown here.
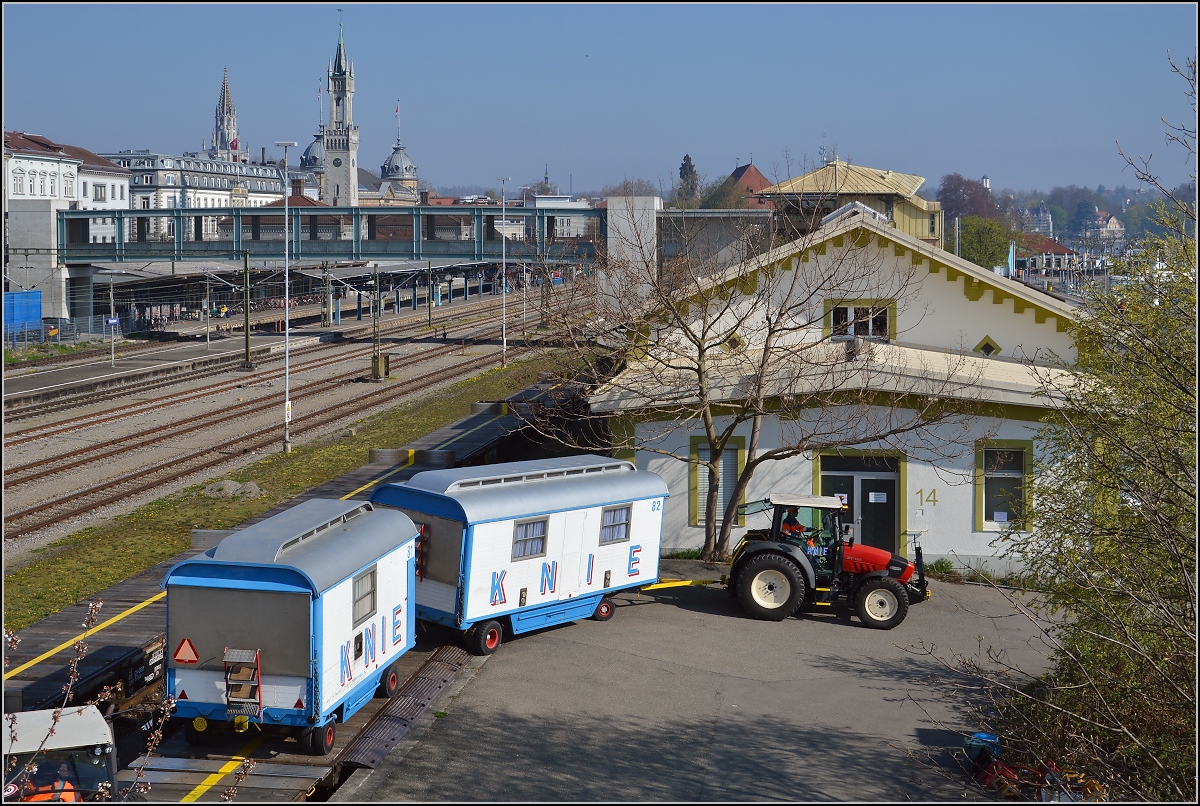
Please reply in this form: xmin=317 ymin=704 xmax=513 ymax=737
xmin=3 ymin=3 xmax=1196 ymax=197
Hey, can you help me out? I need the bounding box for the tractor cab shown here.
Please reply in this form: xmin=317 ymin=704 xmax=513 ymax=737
xmin=735 ymin=494 xmax=850 ymax=577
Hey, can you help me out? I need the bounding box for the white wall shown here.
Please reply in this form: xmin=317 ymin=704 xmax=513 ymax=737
xmin=6 ymin=199 xmax=72 ymax=317
xmin=633 ymin=408 xmax=1043 ymax=574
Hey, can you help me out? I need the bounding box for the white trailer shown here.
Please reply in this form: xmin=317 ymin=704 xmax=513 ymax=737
xmin=370 ymin=455 xmax=668 ymax=655
xmin=162 ymin=499 xmax=419 ymax=755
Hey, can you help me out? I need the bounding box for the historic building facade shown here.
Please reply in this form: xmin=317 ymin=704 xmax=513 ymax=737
xmin=321 ymin=25 xmax=360 ymax=207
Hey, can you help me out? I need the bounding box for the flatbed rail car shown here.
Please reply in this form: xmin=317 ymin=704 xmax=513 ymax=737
xmin=369 ymin=454 xmax=669 ymax=655
xmin=161 ymin=499 xmax=419 ymax=755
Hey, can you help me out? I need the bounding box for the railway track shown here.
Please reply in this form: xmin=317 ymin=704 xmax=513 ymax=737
xmin=2 ymin=297 xmax=515 ymax=421
xmin=3 ymin=342 xmax=528 ymax=541
xmin=3 ymin=336 xmax=485 ymax=487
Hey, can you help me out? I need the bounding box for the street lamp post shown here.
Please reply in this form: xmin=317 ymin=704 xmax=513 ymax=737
xmin=498 ymin=177 xmax=510 ymax=366
xmin=276 ymin=141 xmax=298 ymax=454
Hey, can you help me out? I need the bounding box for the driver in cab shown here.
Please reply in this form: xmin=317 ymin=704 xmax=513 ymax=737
xmin=780 ymin=507 xmax=806 ymax=539
xmin=18 ymin=762 xmax=78 ymax=802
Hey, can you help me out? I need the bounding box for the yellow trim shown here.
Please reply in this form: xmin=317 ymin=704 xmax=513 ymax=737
xmin=963 ymin=278 xmax=986 ymax=302
xmin=974 ymin=439 xmax=1034 ymax=532
xmin=688 ymin=435 xmax=746 ymax=527
xmin=181 ymin=734 xmax=265 ymax=802
xmin=972 ymin=335 xmax=1003 ymax=357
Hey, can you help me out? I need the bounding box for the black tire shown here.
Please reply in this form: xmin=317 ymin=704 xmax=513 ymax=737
xmin=736 ymin=554 xmax=806 ymax=621
xmin=590 ymin=597 xmax=616 ymax=621
xmin=464 ymin=619 xmax=503 ymax=656
xmin=309 ymin=719 xmax=336 ymax=756
xmin=854 ymin=577 xmax=910 ymax=629
xmin=377 ymin=662 xmax=403 ymax=698
xmin=182 ymin=719 xmax=213 ymax=746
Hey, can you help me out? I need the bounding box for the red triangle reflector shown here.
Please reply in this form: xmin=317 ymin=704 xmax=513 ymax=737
xmin=294 ymin=698 xmax=304 ymax=709
xmin=177 ymin=690 xmax=188 ymax=700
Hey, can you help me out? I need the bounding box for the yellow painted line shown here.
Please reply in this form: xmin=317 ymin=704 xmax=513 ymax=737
xmin=341 ymin=450 xmax=415 ymax=499
xmin=4 ymin=591 xmax=167 ymax=680
xmin=641 ymin=579 xmax=719 ymax=591
xmin=433 ymin=412 xmax=506 ymax=450
xmin=180 ymin=734 xmax=264 ymax=802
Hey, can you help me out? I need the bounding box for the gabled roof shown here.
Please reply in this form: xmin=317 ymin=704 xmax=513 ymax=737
xmin=729 ymin=163 xmax=772 ymax=193
xmin=731 ymin=206 xmax=1078 ymax=321
xmin=761 ymin=159 xmax=925 ymax=199
xmin=1020 ymin=234 xmax=1076 ymax=256
xmin=5 ymin=131 xmax=126 ymax=173
xmin=261 ymin=193 xmax=329 ymax=208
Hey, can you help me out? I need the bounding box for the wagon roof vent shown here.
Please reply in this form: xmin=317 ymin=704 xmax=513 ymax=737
xmin=448 ymin=461 xmax=630 ymax=491
xmin=278 ymin=504 xmax=371 ymax=555
xmin=403 ymin=454 xmax=636 ymax=496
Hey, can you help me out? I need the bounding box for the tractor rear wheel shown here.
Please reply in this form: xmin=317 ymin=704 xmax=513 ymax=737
xmin=854 ymin=577 xmax=909 ymax=629
xmin=736 ymin=554 xmax=805 ymax=621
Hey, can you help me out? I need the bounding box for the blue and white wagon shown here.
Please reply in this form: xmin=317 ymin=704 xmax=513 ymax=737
xmin=369 ymin=455 xmax=669 ymax=655
xmin=162 ymin=499 xmax=418 ymax=755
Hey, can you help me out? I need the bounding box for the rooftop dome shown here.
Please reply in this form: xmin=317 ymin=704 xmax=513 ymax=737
xmin=300 ymin=133 xmax=324 ymax=170
xmin=380 ymin=139 xmax=417 ymax=181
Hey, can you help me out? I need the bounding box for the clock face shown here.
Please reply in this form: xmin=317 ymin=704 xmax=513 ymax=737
xmin=332 ymin=158 xmax=343 ymax=167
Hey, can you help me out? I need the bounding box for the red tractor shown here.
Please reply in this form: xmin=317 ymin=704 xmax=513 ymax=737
xmin=726 ymin=494 xmax=929 ymax=629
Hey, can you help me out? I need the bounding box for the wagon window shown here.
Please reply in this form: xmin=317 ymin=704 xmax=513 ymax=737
xmin=599 ymin=506 xmax=631 ymax=545
xmin=512 ymin=519 xmax=548 ymax=560
xmin=352 ymin=566 xmax=377 ymax=627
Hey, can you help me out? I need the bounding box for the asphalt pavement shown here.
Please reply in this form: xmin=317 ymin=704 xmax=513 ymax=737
xmin=334 ymin=561 xmax=1051 ymax=802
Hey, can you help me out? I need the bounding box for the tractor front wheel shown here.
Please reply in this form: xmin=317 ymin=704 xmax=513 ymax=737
xmin=736 ymin=554 xmax=805 ymax=621
xmin=854 ymin=577 xmax=910 ymax=629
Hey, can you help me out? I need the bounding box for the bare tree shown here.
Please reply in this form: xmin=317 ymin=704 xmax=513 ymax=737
xmin=522 ymin=159 xmax=995 ymax=561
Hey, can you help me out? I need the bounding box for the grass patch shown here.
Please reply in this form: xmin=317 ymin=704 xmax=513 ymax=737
xmin=665 ymin=548 xmax=703 ymax=560
xmin=4 ymin=340 xmax=114 ymax=367
xmin=3 ymin=361 xmax=544 ymax=631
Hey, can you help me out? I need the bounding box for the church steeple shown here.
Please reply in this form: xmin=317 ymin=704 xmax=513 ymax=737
xmin=322 ymin=24 xmax=359 ymax=206
xmin=213 ymin=67 xmax=241 ymax=161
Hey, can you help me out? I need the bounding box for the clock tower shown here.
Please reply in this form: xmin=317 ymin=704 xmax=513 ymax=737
xmin=322 ymin=24 xmax=359 ymax=207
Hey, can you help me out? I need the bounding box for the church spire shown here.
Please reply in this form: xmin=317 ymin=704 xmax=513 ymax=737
xmin=213 ymin=67 xmax=240 ymax=159
xmin=217 ymin=67 xmax=235 ymax=116
xmin=332 ymin=23 xmax=349 ymax=76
